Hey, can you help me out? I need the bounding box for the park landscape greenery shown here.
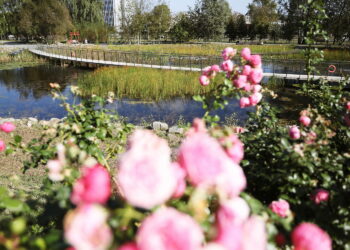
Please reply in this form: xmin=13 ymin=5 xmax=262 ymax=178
xmin=0 ymin=0 xmax=349 ymax=249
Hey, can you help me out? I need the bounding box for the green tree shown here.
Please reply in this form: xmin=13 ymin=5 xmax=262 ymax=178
xmin=60 ymin=0 xmax=103 ymax=24
xmin=190 ymin=0 xmax=232 ymax=40
xmin=225 ymin=14 xmax=238 ymax=41
xmin=148 ymin=4 xmax=171 ymax=40
xmin=168 ymin=12 xmax=192 ymax=42
xmin=248 ymin=0 xmax=279 ymax=40
xmin=17 ymin=0 xmax=73 ymax=41
xmin=236 ymin=14 xmax=248 ymax=39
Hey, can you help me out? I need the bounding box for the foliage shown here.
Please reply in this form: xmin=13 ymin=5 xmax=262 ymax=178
xmin=168 ymin=13 xmax=193 ymax=42
xmin=9 ymin=85 xmax=133 ymax=172
xmin=60 ymin=0 xmax=104 ymax=24
xmin=76 ymin=22 xmax=114 ymax=43
xmin=16 ymin=0 xmax=73 ymax=42
xmin=147 ymin=4 xmax=171 ymax=40
xmin=77 ymin=66 xmax=222 ymax=101
xmin=189 ymin=0 xmax=232 ymax=40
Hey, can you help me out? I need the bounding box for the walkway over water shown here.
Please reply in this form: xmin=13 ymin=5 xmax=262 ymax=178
xmin=29 ymin=46 xmax=348 ymax=82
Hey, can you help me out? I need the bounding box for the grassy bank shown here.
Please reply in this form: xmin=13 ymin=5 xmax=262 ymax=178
xmin=0 ymin=50 xmax=46 ymax=70
xmin=78 ymin=66 xmax=222 ymax=101
xmin=103 ymin=44 xmax=350 ymax=61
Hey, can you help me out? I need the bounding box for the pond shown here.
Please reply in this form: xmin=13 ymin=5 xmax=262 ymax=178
xmin=0 ymin=64 xmax=306 ymax=125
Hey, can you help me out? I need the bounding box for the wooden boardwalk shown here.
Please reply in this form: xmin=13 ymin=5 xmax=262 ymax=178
xmin=29 ymin=48 xmax=347 ymax=82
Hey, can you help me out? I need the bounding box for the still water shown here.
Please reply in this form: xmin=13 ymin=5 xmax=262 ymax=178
xmin=0 ymin=64 xmax=255 ymax=124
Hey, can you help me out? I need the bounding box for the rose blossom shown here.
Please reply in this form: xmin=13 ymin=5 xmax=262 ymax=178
xmin=241 ymin=48 xmax=251 ymax=61
xmin=0 ymin=122 xmax=16 ymax=133
xmin=242 ymin=65 xmax=252 ymax=76
xmin=299 ymin=115 xmax=311 ymax=126
xmin=240 ymin=97 xmax=251 ymax=108
xmin=211 ymin=64 xmax=221 ymax=73
xmin=199 ymin=75 xmax=210 ymax=86
xmin=346 ymin=101 xmax=350 ymax=110
xmin=178 ymin=132 xmax=231 ymax=186
xmin=305 ymin=131 xmax=317 ymax=144
xmin=64 ymin=204 xmax=112 ymax=250
xmin=136 ymin=207 xmax=204 ymax=250
xmin=249 ymin=55 xmax=262 ymax=68
xmin=251 ymin=84 xmax=262 ymax=93
xmin=202 ymin=66 xmax=212 ymax=76
xmin=292 ymin=223 xmax=332 ymax=250
xmin=242 ymin=216 xmax=267 ymax=250
xmin=172 ymin=162 xmax=186 ymax=198
xmin=222 ymin=47 xmax=237 ymax=60
xmin=248 ymin=68 xmax=263 ymax=84
xmin=118 ymin=130 xmax=176 ymax=209
xmin=249 ymin=92 xmax=263 ymax=106
xmin=243 ymin=83 xmax=252 ymax=92
xmin=311 ymin=189 xmax=329 ymax=204
xmin=119 ymin=242 xmax=138 ymax=250
xmin=47 ymin=159 xmax=64 ymax=182
xmin=216 ymin=197 xmax=250 ymax=231
xmin=202 ymin=243 xmax=225 ymax=250
xmin=289 ymin=126 xmax=301 ymax=139
xmin=220 ymin=134 xmax=244 ymax=164
xmin=71 ymin=164 xmax=111 ymax=205
xmin=269 ymin=199 xmax=290 ymax=218
xmin=233 ymin=75 xmax=247 ymax=89
xmin=0 ymin=140 xmax=5 ymax=152
xmin=221 ymin=60 xmax=234 ymax=72
xmin=186 ymin=118 xmax=207 ymax=136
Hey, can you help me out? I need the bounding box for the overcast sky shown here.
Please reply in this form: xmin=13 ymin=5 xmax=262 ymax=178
xmin=166 ymin=0 xmax=252 ymax=14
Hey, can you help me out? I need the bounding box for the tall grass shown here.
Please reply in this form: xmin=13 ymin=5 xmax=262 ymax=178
xmin=103 ymin=44 xmax=350 ymax=61
xmin=78 ymin=67 xmax=222 ymax=101
xmin=0 ymin=50 xmax=46 ymax=69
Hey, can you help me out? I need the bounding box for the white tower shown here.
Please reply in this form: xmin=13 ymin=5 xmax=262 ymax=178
xmin=103 ymin=0 xmax=123 ymax=30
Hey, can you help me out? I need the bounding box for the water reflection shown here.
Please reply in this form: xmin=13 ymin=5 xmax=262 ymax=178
xmin=0 ymin=64 xmax=304 ymax=124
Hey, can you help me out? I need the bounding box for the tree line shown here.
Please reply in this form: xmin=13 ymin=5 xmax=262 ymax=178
xmin=0 ymin=0 xmax=349 ymax=44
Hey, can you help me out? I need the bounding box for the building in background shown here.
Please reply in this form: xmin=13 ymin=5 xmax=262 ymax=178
xmin=102 ymin=0 xmax=125 ymax=30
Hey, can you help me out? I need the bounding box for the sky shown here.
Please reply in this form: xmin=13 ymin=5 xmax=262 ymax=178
xmin=167 ymin=0 xmax=252 ymax=15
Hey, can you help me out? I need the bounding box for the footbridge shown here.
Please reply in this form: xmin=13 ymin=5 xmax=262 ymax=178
xmin=29 ymin=46 xmax=348 ymax=82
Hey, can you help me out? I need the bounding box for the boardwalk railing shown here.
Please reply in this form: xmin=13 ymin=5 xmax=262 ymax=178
xmin=30 ymin=46 xmax=349 ymax=82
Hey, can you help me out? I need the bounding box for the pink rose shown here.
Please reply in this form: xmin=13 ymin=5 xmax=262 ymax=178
xmin=0 ymin=140 xmax=5 ymax=152
xmin=47 ymin=159 xmax=64 ymax=182
xmin=222 ymin=47 xmax=237 ymax=60
xmin=251 ymin=85 xmax=262 ymax=93
xmin=221 ymin=60 xmax=234 ymax=72
xmin=215 ymin=224 xmax=243 ymax=250
xmin=64 ymin=204 xmax=112 ymax=250
xmin=242 ymin=65 xmax=252 ymax=76
xmin=186 ymin=118 xmax=207 ymax=136
xmin=215 ymin=162 xmax=247 ymax=198
xmin=202 ymin=66 xmax=212 ymax=76
xmin=178 ymin=132 xmax=231 ymax=186
xmin=211 ymin=64 xmax=221 ymax=73
xmin=216 ymin=197 xmax=250 ymax=231
xmin=249 ymin=93 xmax=263 ymax=106
xmin=71 ymin=164 xmax=111 ymax=205
xmin=241 ymin=48 xmax=251 ymax=61
xmin=289 ymin=126 xmax=301 ymax=139
xmin=118 ymin=130 xmax=176 ymax=209
xmin=0 ymin=122 xmax=15 ymax=133
xmin=346 ymin=101 xmax=350 ymax=111
xmin=136 ymin=207 xmax=204 ymax=250
xmin=172 ymin=162 xmax=186 ymax=198
xmin=242 ymin=216 xmax=267 ymax=250
xmin=240 ymin=97 xmax=251 ymax=108
xmin=243 ymin=83 xmax=251 ymax=92
xmin=299 ymin=115 xmax=311 ymax=126
xmin=248 ymin=68 xmax=263 ymax=84
xmin=305 ymin=131 xmax=317 ymax=144
xmin=292 ymin=223 xmax=332 ymax=250
xmin=119 ymin=242 xmax=138 ymax=250
xmin=249 ymin=55 xmax=262 ymax=68
xmin=202 ymin=243 xmax=226 ymax=250
xmin=233 ymin=75 xmax=247 ymax=89
xmin=199 ymin=75 xmax=210 ymax=86
xmin=269 ymin=199 xmax=290 ymax=218
xmin=220 ymin=134 xmax=244 ymax=164
xmin=311 ymin=189 xmax=329 ymax=204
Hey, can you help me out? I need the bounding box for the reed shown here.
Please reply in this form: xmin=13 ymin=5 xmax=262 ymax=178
xmin=77 ymin=66 xmax=222 ymax=101
xmin=0 ymin=50 xmax=46 ymax=69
